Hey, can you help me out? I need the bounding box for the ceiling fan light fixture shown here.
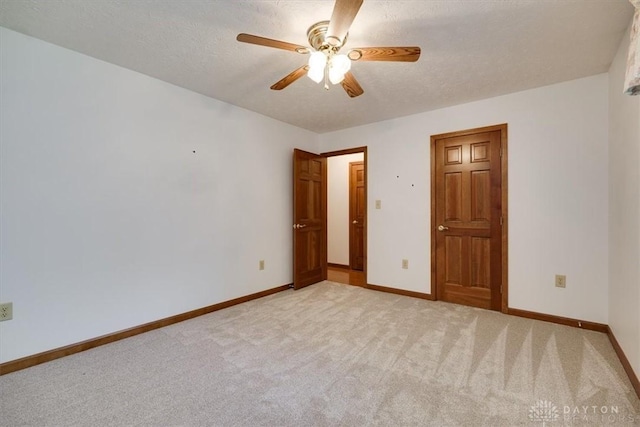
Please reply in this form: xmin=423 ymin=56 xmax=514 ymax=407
xmin=329 ymin=53 xmax=351 ymax=84
xmin=308 ymin=67 xmax=325 ymax=83
xmin=309 ymin=51 xmax=327 ymax=68
xmin=308 ymin=51 xmax=327 ymax=83
xmin=332 ymin=54 xmax=351 ymax=72
xmin=329 ymin=68 xmax=345 ymax=84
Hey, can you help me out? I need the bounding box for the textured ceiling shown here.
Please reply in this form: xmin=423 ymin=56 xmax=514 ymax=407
xmin=0 ymin=0 xmax=634 ymax=133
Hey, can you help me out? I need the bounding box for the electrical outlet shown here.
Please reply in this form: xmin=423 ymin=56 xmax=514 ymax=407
xmin=402 ymin=259 xmax=409 ymax=269
xmin=259 ymin=260 xmax=265 ymax=270
xmin=0 ymin=302 xmax=13 ymax=321
xmin=555 ymin=275 xmax=566 ymax=288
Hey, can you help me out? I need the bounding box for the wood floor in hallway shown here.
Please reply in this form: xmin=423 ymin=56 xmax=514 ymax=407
xmin=327 ymin=265 xmax=365 ymax=287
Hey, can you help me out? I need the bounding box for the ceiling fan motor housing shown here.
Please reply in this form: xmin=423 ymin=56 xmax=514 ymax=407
xmin=307 ymin=21 xmax=347 ymax=52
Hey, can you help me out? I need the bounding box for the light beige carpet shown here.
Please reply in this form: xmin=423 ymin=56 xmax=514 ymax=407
xmin=1 ymin=281 xmax=638 ymax=426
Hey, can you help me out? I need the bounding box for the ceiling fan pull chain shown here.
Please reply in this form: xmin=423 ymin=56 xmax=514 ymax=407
xmin=324 ymin=63 xmax=330 ymax=90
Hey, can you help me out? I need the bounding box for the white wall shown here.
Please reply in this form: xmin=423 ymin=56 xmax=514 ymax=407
xmin=319 ymin=75 xmax=610 ymax=324
xmin=327 ymin=153 xmax=364 ymax=266
xmin=0 ymin=23 xmax=624 ymax=365
xmin=0 ymin=28 xmax=318 ymax=363
xmin=608 ymin=20 xmax=640 ymax=378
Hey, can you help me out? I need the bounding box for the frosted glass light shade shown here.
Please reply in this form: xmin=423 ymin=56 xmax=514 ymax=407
xmin=308 ymin=51 xmax=327 ymax=83
xmin=328 ymin=54 xmax=351 ymax=84
xmin=328 ymin=68 xmax=345 ymax=84
xmin=308 ymin=67 xmax=324 ymax=83
xmin=332 ymin=54 xmax=351 ymax=73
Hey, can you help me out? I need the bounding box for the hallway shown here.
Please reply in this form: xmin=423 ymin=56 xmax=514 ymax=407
xmin=327 ymin=265 xmax=365 ymax=287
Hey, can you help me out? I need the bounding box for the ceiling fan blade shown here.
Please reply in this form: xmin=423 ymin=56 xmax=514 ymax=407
xmin=348 ymin=47 xmax=421 ymax=62
xmin=341 ymin=71 xmax=364 ymax=98
xmin=326 ymin=0 xmax=363 ymax=47
xmin=237 ymin=33 xmax=310 ymax=54
xmin=271 ymin=65 xmax=310 ymax=90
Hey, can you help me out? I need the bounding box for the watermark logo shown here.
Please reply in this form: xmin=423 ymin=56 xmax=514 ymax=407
xmin=528 ymin=400 xmax=637 ymax=424
xmin=529 ymin=400 xmax=560 ymax=425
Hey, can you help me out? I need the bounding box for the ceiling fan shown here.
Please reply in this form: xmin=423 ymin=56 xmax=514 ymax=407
xmin=236 ymin=0 xmax=421 ymax=98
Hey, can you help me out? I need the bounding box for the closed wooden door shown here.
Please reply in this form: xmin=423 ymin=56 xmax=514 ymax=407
xmin=293 ymin=149 xmax=327 ymax=289
xmin=349 ymin=161 xmax=365 ymax=271
xmin=432 ymin=126 xmax=506 ymax=310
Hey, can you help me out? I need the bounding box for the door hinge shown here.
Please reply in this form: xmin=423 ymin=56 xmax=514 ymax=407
xmin=500 ymin=216 xmax=503 ymax=226
xmin=500 ymin=285 xmax=503 ymax=294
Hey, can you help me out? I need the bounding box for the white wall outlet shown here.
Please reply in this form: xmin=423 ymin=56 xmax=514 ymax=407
xmin=555 ymin=274 xmax=566 ymax=288
xmin=402 ymin=259 xmax=409 ymax=269
xmin=0 ymin=302 xmax=13 ymax=321
xmin=259 ymin=260 xmax=265 ymax=271
xmin=375 ymin=200 xmax=382 ymax=209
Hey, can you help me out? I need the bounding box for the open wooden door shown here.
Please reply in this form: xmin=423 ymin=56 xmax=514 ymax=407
xmin=349 ymin=161 xmax=365 ymax=271
xmin=293 ymin=149 xmax=327 ymax=289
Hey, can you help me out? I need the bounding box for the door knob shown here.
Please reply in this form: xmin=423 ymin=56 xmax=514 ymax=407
xmin=437 ymin=225 xmax=449 ymax=231
xmin=293 ymin=224 xmax=307 ymax=229
xmin=352 ymin=220 xmax=358 ymax=224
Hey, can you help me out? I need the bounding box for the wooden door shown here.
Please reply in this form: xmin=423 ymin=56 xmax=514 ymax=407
xmin=293 ymin=149 xmax=327 ymax=289
xmin=432 ymin=126 xmax=506 ymax=310
xmin=349 ymin=161 xmax=365 ymax=271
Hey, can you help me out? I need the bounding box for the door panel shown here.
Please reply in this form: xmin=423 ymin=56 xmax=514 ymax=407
xmin=293 ymin=149 xmax=327 ymax=289
xmin=445 ymin=173 xmax=462 ymax=221
xmin=445 ymin=235 xmax=463 ymax=284
xmin=349 ymin=161 xmax=365 ymax=271
xmin=470 ymin=170 xmax=491 ymax=221
xmin=433 ymin=128 xmax=504 ymax=310
xmin=471 ymin=237 xmax=491 ymax=288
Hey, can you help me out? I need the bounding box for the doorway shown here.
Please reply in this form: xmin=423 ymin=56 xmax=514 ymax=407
xmin=325 ymin=148 xmax=366 ymax=287
xmin=430 ymin=124 xmax=508 ymax=312
xmin=292 ymin=147 xmax=367 ymax=289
